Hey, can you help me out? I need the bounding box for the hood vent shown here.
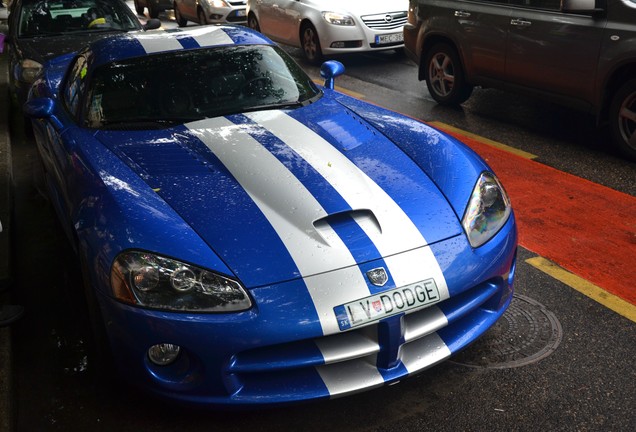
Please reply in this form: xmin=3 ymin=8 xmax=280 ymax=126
xmin=121 ymin=142 xmax=213 ymax=177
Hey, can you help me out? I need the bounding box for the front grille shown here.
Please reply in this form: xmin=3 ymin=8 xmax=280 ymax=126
xmin=361 ymin=11 xmax=408 ymax=30
xmin=227 ymin=10 xmax=247 ymax=22
xmin=227 ymin=278 xmax=507 ymax=400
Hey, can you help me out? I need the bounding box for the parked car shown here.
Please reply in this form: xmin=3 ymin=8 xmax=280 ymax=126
xmin=133 ymin=0 xmax=173 ymax=19
xmin=2 ymin=0 xmax=159 ymax=106
xmin=404 ymin=0 xmax=636 ymax=161
xmin=247 ymin=0 xmax=409 ymax=64
xmin=173 ymin=0 xmax=247 ymax=26
xmin=24 ymin=25 xmax=517 ymax=406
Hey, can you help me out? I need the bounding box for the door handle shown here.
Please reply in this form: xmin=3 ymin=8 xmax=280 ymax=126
xmin=510 ymin=18 xmax=532 ymax=27
xmin=454 ymin=10 xmax=471 ymax=18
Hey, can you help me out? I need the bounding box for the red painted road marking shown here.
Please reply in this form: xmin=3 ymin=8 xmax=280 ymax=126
xmin=434 ymin=125 xmax=636 ymax=306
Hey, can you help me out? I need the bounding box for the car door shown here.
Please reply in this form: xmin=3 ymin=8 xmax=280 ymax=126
xmin=253 ymin=0 xmax=276 ymax=34
xmin=429 ymin=0 xmax=512 ymax=83
xmin=179 ymin=0 xmax=197 ymax=20
xmin=256 ymin=0 xmax=301 ymax=43
xmin=31 ymin=54 xmax=89 ymax=242
xmin=504 ymin=0 xmax=605 ymax=106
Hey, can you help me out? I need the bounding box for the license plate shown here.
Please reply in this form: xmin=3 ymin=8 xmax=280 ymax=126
xmin=236 ymin=9 xmax=246 ymax=17
xmin=375 ymin=32 xmax=404 ymax=45
xmin=334 ymin=279 xmax=441 ymax=331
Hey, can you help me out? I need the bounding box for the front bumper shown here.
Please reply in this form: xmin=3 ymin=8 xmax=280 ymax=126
xmin=97 ymin=216 xmax=517 ymax=407
xmin=203 ymin=6 xmax=247 ymax=24
xmin=318 ymin=12 xmax=407 ymax=55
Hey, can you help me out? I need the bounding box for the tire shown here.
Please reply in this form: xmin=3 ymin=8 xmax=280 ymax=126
xmin=247 ymin=13 xmax=260 ymax=32
xmin=423 ymin=43 xmax=473 ymax=105
xmin=609 ymin=79 xmax=636 ymax=162
xmin=148 ymin=4 xmax=160 ymax=19
xmin=197 ymin=8 xmax=209 ymax=25
xmin=77 ymin=252 xmax=116 ymax=386
xmin=174 ymin=3 xmax=187 ymax=27
xmin=133 ymin=0 xmax=144 ymax=15
xmin=300 ymin=22 xmax=323 ymax=66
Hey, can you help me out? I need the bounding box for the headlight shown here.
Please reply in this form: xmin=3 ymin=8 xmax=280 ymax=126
xmin=111 ymin=251 xmax=252 ymax=312
xmin=19 ymin=59 xmax=43 ymax=83
xmin=462 ymin=172 xmax=511 ymax=248
xmin=209 ymin=0 xmax=229 ymax=7
xmin=322 ymin=12 xmax=355 ymax=26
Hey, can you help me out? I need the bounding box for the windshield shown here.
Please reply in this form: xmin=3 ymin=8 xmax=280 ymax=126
xmin=18 ymin=0 xmax=140 ymax=37
xmin=85 ymin=45 xmax=322 ymax=129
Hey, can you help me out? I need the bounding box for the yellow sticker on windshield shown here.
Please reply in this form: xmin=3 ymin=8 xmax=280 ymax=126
xmin=80 ymin=67 xmax=87 ymax=79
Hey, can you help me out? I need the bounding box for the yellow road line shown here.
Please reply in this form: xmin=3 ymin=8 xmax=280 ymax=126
xmin=526 ymin=256 xmax=636 ymax=323
xmin=427 ymin=121 xmax=538 ymax=160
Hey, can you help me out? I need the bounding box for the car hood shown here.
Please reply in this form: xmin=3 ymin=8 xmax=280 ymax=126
xmin=96 ymin=98 xmax=462 ymax=287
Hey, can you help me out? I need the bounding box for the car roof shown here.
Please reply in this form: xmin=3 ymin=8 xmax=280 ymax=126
xmin=86 ymin=25 xmax=275 ymax=68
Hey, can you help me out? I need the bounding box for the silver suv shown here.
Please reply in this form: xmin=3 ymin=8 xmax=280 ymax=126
xmin=404 ymin=0 xmax=636 ymax=161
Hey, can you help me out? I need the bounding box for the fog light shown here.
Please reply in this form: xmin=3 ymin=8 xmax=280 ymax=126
xmin=148 ymin=344 xmax=181 ymax=366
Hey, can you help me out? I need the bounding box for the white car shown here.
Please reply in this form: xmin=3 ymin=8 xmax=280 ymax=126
xmin=173 ymin=0 xmax=247 ymax=26
xmin=246 ymin=0 xmax=408 ymax=64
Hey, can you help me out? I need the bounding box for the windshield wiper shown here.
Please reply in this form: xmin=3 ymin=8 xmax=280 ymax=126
xmin=20 ymin=32 xmax=66 ymax=38
xmin=242 ymin=101 xmax=306 ymax=113
xmin=85 ymin=27 xmax=131 ymax=33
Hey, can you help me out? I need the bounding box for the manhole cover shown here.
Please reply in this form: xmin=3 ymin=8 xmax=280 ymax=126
xmin=450 ymin=294 xmax=562 ymax=369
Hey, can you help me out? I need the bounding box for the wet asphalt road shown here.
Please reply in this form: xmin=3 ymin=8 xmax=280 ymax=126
xmin=8 ymin=11 xmax=636 ymax=432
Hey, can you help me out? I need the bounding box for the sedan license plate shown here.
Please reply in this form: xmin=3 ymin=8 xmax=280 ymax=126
xmin=236 ymin=9 xmax=246 ymax=17
xmin=334 ymin=279 xmax=440 ymax=331
xmin=375 ymin=32 xmax=404 ymax=45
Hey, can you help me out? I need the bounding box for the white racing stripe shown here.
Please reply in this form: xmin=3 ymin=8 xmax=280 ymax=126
xmin=136 ymin=31 xmax=183 ymax=53
xmin=400 ymin=333 xmax=451 ymax=373
xmin=246 ymin=111 xmax=450 ymax=299
xmin=189 ymin=26 xmax=235 ymax=47
xmin=186 ymin=118 xmax=371 ymax=334
xmin=136 ymin=27 xmax=233 ymax=54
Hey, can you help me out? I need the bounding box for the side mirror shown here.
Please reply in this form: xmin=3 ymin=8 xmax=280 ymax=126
xmin=24 ymin=97 xmax=63 ymax=129
xmin=320 ymin=60 xmax=345 ymax=90
xmin=143 ymin=19 xmax=161 ymax=31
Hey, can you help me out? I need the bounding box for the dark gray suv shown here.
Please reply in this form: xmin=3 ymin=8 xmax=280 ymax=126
xmin=404 ymin=0 xmax=636 ymax=161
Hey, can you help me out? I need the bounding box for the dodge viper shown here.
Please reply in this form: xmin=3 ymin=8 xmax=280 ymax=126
xmin=24 ymin=25 xmax=517 ymax=406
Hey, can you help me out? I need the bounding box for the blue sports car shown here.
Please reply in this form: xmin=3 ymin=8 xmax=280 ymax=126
xmin=25 ymin=25 xmax=517 ymax=407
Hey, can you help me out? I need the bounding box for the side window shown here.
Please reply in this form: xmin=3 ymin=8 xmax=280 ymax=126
xmin=63 ymin=55 xmax=89 ymax=119
xmin=509 ymin=0 xmax=562 ymax=10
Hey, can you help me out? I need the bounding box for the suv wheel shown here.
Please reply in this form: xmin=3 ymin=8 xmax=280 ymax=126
xmin=174 ymin=3 xmax=187 ymax=27
xmin=248 ymin=13 xmax=260 ymax=32
xmin=133 ymin=0 xmax=144 ymax=15
xmin=148 ymin=4 xmax=160 ymax=19
xmin=424 ymin=43 xmax=473 ymax=105
xmin=609 ymin=79 xmax=636 ymax=161
xmin=198 ymin=8 xmax=209 ymax=25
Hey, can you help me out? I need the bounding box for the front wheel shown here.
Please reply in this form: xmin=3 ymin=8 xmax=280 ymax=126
xmin=197 ymin=8 xmax=209 ymax=25
xmin=148 ymin=4 xmax=160 ymax=19
xmin=609 ymin=79 xmax=636 ymax=162
xmin=174 ymin=3 xmax=187 ymax=27
xmin=133 ymin=0 xmax=144 ymax=15
xmin=300 ymin=22 xmax=323 ymax=66
xmin=248 ymin=13 xmax=260 ymax=32
xmin=423 ymin=43 xmax=473 ymax=105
